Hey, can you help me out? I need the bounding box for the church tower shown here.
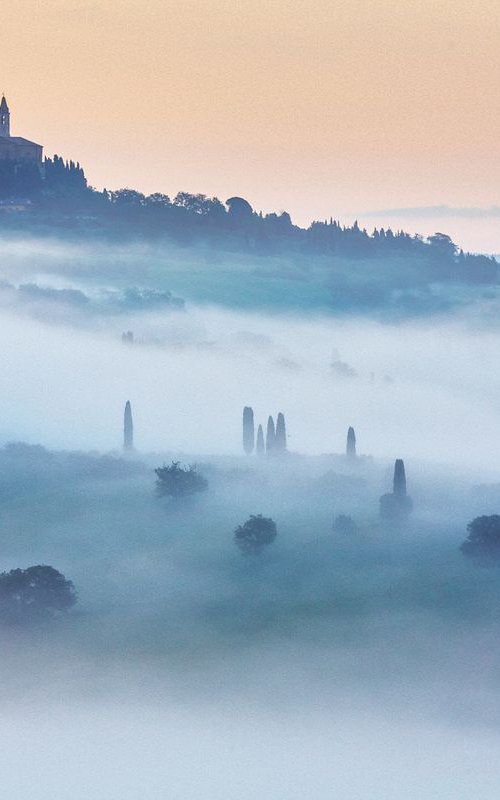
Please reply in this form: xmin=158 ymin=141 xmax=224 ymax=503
xmin=0 ymin=95 xmax=42 ymax=161
xmin=0 ymin=96 xmax=10 ymax=138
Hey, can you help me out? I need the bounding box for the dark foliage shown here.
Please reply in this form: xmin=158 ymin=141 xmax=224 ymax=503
xmin=461 ymin=515 xmax=500 ymax=560
xmin=155 ymin=461 xmax=208 ymax=498
xmin=0 ymin=565 xmax=76 ymax=623
xmin=0 ymin=154 xmax=495 ymax=291
xmin=44 ymin=155 xmax=87 ymax=195
xmin=234 ymin=514 xmax=277 ymax=554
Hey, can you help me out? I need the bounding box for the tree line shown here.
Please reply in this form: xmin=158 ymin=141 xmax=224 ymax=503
xmin=0 ymin=156 xmax=496 ymax=281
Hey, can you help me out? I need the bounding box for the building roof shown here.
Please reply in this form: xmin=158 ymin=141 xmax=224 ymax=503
xmin=0 ymin=136 xmax=42 ymax=148
xmin=0 ymin=96 xmax=8 ymax=112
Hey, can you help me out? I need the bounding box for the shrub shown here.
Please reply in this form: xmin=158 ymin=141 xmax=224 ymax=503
xmin=461 ymin=515 xmax=500 ymax=560
xmin=155 ymin=461 xmax=208 ymax=498
xmin=234 ymin=514 xmax=277 ymax=554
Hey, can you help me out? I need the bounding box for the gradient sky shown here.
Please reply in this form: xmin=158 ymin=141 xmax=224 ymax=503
xmin=2 ymin=0 xmax=500 ymax=250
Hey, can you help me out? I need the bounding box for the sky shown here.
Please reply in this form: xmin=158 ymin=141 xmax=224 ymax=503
xmin=2 ymin=0 xmax=500 ymax=250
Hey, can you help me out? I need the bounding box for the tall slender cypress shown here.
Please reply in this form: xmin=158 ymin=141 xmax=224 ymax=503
xmin=275 ymin=412 xmax=287 ymax=453
xmin=266 ymin=416 xmax=276 ymax=454
xmin=379 ymin=458 xmax=412 ymax=519
xmin=393 ymin=459 xmax=407 ymax=496
xmin=124 ymin=401 xmax=134 ymax=451
xmin=346 ymin=426 xmax=356 ymax=458
xmin=256 ymin=424 xmax=265 ymax=456
xmin=242 ymin=406 xmax=255 ymax=454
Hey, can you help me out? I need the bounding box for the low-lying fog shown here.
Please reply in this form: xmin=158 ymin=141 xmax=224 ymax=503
xmin=1 ymin=300 xmax=500 ymax=473
xmin=1 ymin=237 xmax=500 ymax=798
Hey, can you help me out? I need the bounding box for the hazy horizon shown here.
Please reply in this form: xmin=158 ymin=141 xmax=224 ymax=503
xmin=3 ymin=0 xmax=500 ymax=252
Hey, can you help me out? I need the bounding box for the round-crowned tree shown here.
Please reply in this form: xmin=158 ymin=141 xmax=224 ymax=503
xmin=234 ymin=514 xmax=277 ymax=555
xmin=0 ymin=565 xmax=76 ymax=623
xmin=461 ymin=515 xmax=500 ymax=561
xmin=155 ymin=461 xmax=208 ymax=499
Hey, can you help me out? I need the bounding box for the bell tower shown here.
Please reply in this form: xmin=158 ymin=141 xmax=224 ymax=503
xmin=0 ymin=96 xmax=10 ymax=138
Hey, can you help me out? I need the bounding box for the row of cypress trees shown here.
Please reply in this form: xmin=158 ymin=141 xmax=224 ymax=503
xmin=243 ymin=407 xmax=287 ymax=456
xmin=244 ymin=409 xmax=358 ymax=459
xmin=124 ymin=401 xmax=412 ymax=521
xmin=124 ymin=402 xmax=289 ymax=455
xmin=124 ymin=402 xmax=404 ymax=502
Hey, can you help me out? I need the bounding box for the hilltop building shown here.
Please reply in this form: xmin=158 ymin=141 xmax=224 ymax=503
xmin=0 ymin=96 xmax=42 ymax=163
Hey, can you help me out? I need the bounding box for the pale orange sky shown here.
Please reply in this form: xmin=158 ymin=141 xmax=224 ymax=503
xmin=2 ymin=0 xmax=500 ymax=249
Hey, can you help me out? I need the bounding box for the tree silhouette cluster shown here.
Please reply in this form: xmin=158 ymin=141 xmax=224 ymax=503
xmin=0 ymin=156 xmax=495 ymax=283
xmin=242 ymin=407 xmax=287 ymax=456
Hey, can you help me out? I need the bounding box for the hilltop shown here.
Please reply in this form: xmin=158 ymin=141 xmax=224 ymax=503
xmin=0 ymin=155 xmax=497 ymax=316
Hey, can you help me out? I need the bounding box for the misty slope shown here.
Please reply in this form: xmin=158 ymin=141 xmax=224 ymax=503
xmin=0 ymin=233 xmax=496 ymax=317
xmin=1 ymin=234 xmax=500 ymax=799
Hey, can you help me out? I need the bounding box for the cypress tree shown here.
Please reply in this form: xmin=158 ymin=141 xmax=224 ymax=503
xmin=242 ymin=406 xmax=255 ymax=454
xmin=266 ymin=416 xmax=276 ymax=454
xmin=393 ymin=459 xmax=407 ymax=496
xmin=379 ymin=458 xmax=412 ymax=520
xmin=124 ymin=401 xmax=134 ymax=451
xmin=256 ymin=424 xmax=265 ymax=456
xmin=275 ymin=412 xmax=287 ymax=453
xmin=346 ymin=426 xmax=356 ymax=458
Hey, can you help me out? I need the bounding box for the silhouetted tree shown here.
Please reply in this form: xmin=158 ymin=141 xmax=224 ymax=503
xmin=155 ymin=461 xmax=208 ymax=498
xmin=427 ymin=232 xmax=457 ymax=259
xmin=393 ymin=458 xmax=407 ymax=496
xmin=266 ymin=416 xmax=276 ymax=454
xmin=226 ymin=196 xmax=253 ymax=221
xmin=243 ymin=406 xmax=255 ymax=454
xmin=44 ymin=155 xmax=87 ymax=195
xmin=144 ymin=192 xmax=171 ymax=208
xmin=234 ymin=514 xmax=277 ymax=554
xmin=173 ymin=192 xmax=225 ymax=218
xmin=380 ymin=459 xmax=413 ymax=521
xmin=275 ymin=412 xmax=287 ymax=453
xmin=461 ymin=515 xmax=500 ymax=561
xmin=109 ymin=189 xmax=146 ymax=208
xmin=346 ymin=426 xmax=356 ymax=458
xmin=256 ymin=424 xmax=265 ymax=456
xmin=124 ymin=400 xmax=134 ymax=451
xmin=0 ymin=565 xmax=76 ymax=623
xmin=155 ymin=461 xmax=208 ymax=497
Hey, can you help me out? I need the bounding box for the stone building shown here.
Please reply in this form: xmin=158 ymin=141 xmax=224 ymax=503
xmin=0 ymin=96 xmax=43 ymax=163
